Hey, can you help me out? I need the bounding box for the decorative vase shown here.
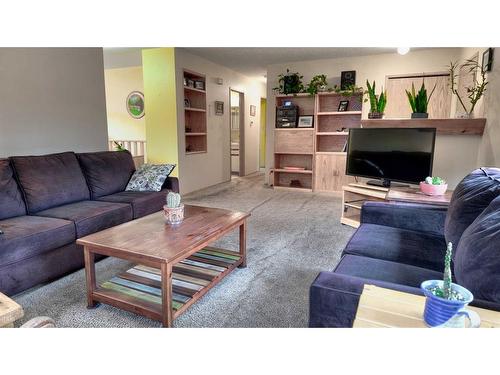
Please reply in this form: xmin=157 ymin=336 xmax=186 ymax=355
xmin=368 ymin=112 xmax=384 ymax=119
xmin=421 ymin=280 xmax=480 ymax=328
xmin=411 ymin=112 xmax=429 ymax=119
xmin=163 ymin=204 xmax=185 ymax=225
xmin=419 ymin=182 xmax=448 ymax=196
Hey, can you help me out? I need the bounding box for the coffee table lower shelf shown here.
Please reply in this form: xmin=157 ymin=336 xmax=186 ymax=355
xmin=91 ymin=247 xmax=243 ymax=323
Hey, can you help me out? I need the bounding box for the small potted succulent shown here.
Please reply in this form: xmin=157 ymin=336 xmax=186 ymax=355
xmin=420 ymin=176 xmax=447 ymax=196
xmin=421 ymin=243 xmax=480 ymax=328
xmin=405 ymin=81 xmax=436 ymax=119
xmin=163 ymin=192 xmax=184 ymax=224
xmin=364 ymin=80 xmax=387 ymax=119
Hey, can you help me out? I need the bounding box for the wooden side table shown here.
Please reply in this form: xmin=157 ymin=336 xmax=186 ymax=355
xmin=0 ymin=292 xmax=24 ymax=328
xmin=386 ymin=186 xmax=453 ymax=206
xmin=353 ymin=285 xmax=500 ymax=328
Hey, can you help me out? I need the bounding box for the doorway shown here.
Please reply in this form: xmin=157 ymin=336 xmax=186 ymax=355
xmin=230 ymin=89 xmax=245 ymax=177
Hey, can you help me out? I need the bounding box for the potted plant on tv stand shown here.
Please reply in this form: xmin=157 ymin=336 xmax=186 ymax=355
xmin=405 ymin=81 xmax=436 ymax=119
xmin=365 ymin=80 xmax=387 ymax=119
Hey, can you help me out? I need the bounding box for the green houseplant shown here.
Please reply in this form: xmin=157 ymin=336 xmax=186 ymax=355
xmin=364 ymin=80 xmax=387 ymax=119
xmin=273 ymin=69 xmax=304 ymax=95
xmin=448 ymin=59 xmax=489 ymax=118
xmin=405 ymin=81 xmax=436 ymax=118
xmin=306 ymin=74 xmax=328 ymax=96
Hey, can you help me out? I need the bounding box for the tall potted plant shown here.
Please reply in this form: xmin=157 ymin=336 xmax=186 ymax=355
xmin=405 ymin=81 xmax=436 ymax=119
xmin=364 ymin=80 xmax=387 ymax=119
xmin=448 ymin=59 xmax=489 ymax=118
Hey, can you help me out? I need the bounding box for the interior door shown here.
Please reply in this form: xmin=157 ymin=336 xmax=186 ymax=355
xmin=384 ymin=73 xmax=452 ymax=118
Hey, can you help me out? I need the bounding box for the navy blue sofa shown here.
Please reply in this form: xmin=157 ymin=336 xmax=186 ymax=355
xmin=309 ymin=167 xmax=500 ymax=327
xmin=0 ymin=151 xmax=178 ymax=296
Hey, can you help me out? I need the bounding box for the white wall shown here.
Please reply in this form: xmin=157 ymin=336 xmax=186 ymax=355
xmin=265 ymin=48 xmax=486 ymax=188
xmin=0 ymin=48 xmax=108 ymax=157
xmin=175 ymin=48 xmax=266 ymax=194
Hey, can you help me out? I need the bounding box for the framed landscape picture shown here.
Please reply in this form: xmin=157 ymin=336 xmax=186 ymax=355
xmin=126 ymin=91 xmax=145 ymax=119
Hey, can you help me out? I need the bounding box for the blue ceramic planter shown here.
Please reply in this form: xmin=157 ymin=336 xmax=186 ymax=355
xmin=421 ymin=280 xmax=480 ymax=328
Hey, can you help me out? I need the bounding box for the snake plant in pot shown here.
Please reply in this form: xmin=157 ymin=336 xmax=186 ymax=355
xmin=405 ymin=81 xmax=436 ymax=119
xmin=364 ymin=80 xmax=387 ymax=119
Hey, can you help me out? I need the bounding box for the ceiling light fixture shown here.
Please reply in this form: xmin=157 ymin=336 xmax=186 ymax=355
xmin=397 ymin=47 xmax=410 ymax=55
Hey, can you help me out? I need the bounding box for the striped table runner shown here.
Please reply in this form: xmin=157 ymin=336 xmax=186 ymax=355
xmin=101 ymin=248 xmax=241 ymax=311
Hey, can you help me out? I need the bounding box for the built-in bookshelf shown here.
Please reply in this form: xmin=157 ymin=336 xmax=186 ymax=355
xmin=183 ymin=69 xmax=207 ymax=154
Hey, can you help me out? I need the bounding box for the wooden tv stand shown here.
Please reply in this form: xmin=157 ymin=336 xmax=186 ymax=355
xmin=341 ymin=183 xmax=453 ymax=228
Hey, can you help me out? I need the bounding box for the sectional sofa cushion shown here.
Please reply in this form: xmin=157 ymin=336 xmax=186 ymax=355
xmin=0 ymin=159 xmax=26 ymax=220
xmin=454 ymin=196 xmax=500 ymax=303
xmin=97 ymin=189 xmax=168 ymax=219
xmin=126 ymin=164 xmax=176 ymax=192
xmin=334 ymin=254 xmax=443 ymax=288
xmin=0 ymin=215 xmax=75 ymax=267
xmin=77 ymin=151 xmax=136 ymax=199
xmin=10 ymin=152 xmax=90 ymax=213
xmin=36 ymin=200 xmax=133 ymax=238
xmin=445 ymin=167 xmax=500 ymax=250
xmin=343 ymin=223 xmax=446 ymax=272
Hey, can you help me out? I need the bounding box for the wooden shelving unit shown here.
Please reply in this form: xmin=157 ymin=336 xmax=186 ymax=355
xmin=314 ymin=92 xmax=362 ymax=192
xmin=183 ymin=69 xmax=207 ymax=154
xmin=273 ymin=92 xmax=363 ymax=193
xmin=341 ymin=184 xmax=388 ymax=228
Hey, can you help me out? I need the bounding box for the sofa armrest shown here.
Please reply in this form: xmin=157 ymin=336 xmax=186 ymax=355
xmin=309 ymin=271 xmax=422 ymax=328
xmin=163 ymin=177 xmax=179 ymax=193
xmin=360 ymin=201 xmax=447 ymax=236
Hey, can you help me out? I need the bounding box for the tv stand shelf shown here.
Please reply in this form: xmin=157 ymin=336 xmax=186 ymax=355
xmin=341 ymin=183 xmax=454 ymax=228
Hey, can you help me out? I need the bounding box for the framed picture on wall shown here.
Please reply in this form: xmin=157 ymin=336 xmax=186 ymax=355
xmin=250 ymin=105 xmax=256 ymax=117
xmin=297 ymin=115 xmax=314 ymax=128
xmin=215 ymin=101 xmax=224 ymax=115
xmin=482 ymin=48 xmax=494 ymax=72
xmin=126 ymin=91 xmax=145 ymax=119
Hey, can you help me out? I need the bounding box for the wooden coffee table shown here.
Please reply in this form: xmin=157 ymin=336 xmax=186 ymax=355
xmin=76 ymin=205 xmax=249 ymax=327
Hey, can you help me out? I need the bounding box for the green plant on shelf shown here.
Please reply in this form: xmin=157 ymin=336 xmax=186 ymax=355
xmin=331 ymin=84 xmax=364 ymax=97
xmin=306 ymin=74 xmax=328 ymax=96
xmin=405 ymin=81 xmax=436 ymax=114
xmin=273 ymin=69 xmax=305 ymax=95
xmin=364 ymin=80 xmax=387 ymax=116
xmin=113 ymin=141 xmax=127 ymax=152
xmin=448 ymin=59 xmax=489 ymax=116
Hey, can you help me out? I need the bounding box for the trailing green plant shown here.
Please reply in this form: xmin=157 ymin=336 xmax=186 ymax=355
xmin=273 ymin=69 xmax=304 ymax=95
xmin=448 ymin=59 xmax=489 ymax=115
xmin=364 ymin=80 xmax=387 ymax=114
xmin=166 ymin=192 xmax=182 ymax=208
xmin=405 ymin=81 xmax=436 ymax=114
xmin=113 ymin=141 xmax=127 ymax=152
xmin=331 ymin=84 xmax=364 ymax=97
xmin=306 ymin=74 xmax=328 ymax=96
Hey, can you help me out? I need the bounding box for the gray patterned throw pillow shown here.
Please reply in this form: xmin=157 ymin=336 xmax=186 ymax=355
xmin=125 ymin=164 xmax=176 ymax=192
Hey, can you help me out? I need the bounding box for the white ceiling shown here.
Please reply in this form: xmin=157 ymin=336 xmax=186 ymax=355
xmin=181 ymin=47 xmax=402 ymax=78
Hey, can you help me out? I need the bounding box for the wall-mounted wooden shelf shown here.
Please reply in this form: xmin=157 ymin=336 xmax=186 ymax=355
xmin=273 ymin=168 xmax=313 ymax=174
xmin=360 ymin=118 xmax=486 ymax=135
xmin=185 ymin=107 xmax=206 ymax=113
xmin=184 ymin=86 xmax=206 ymax=94
xmin=185 ymin=132 xmax=207 ymax=136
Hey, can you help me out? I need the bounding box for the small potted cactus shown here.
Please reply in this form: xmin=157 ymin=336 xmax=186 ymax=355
xmin=163 ymin=192 xmax=184 ymax=224
xmin=420 ymin=176 xmax=447 ymax=196
xmin=421 ymin=243 xmax=480 ymax=327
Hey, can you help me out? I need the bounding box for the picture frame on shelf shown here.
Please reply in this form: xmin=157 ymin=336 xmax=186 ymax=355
xmin=184 ymin=98 xmax=190 ymax=108
xmin=297 ymin=115 xmax=314 ymax=128
xmin=194 ymin=80 xmax=205 ymax=90
xmin=215 ymin=101 xmax=224 ymax=115
xmin=187 ymin=79 xmax=195 ymax=88
xmin=482 ymin=48 xmax=494 ymax=72
xmin=338 ymin=100 xmax=349 ymax=112
xmin=250 ymin=105 xmax=256 ymax=117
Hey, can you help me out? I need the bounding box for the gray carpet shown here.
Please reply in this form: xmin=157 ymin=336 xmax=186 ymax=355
xmin=15 ymin=173 xmax=354 ymax=327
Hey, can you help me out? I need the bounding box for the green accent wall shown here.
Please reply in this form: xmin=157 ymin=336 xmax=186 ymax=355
xmin=142 ymin=48 xmax=179 ymax=177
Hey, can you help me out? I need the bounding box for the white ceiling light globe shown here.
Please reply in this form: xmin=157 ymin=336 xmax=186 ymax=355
xmin=397 ymin=47 xmax=410 ymax=55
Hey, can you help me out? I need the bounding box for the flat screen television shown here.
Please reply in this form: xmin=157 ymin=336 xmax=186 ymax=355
xmin=346 ymin=128 xmax=436 ymax=187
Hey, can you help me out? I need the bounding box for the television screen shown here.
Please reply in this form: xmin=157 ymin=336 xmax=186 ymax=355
xmin=346 ymin=128 xmax=436 ymax=185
